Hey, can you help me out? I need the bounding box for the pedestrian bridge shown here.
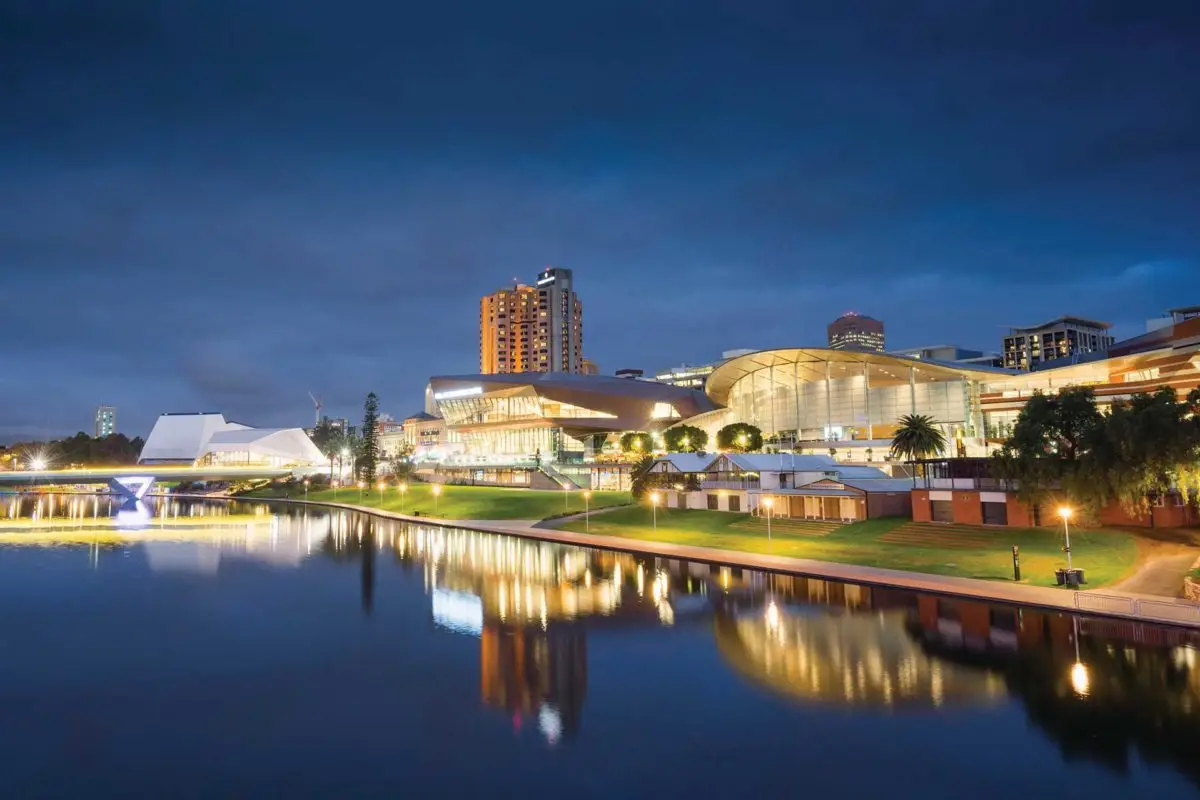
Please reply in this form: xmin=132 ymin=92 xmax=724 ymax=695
xmin=0 ymin=466 xmax=303 ymax=506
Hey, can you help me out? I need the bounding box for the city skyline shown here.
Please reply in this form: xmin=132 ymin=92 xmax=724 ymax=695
xmin=3 ymin=1 xmax=1199 ymax=441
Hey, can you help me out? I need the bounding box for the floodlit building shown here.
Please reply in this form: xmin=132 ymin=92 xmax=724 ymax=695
xmin=693 ymin=348 xmax=1010 ymax=460
xmin=426 ymin=373 xmax=717 ymax=488
xmin=828 ymin=313 xmax=885 ymax=352
xmin=94 ymin=405 xmax=116 ymax=437
xmin=1002 ymin=316 xmax=1114 ymax=370
xmin=480 ymin=267 xmax=583 ymax=375
xmin=139 ymin=413 xmax=326 ymax=468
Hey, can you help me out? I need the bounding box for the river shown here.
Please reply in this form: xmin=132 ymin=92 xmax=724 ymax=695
xmin=1 ymin=494 xmax=1198 ymax=797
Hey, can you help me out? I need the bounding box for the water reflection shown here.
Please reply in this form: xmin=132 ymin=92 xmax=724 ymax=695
xmin=4 ymin=498 xmax=1200 ymax=785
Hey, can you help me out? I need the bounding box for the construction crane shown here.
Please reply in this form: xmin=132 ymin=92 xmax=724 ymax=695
xmin=308 ymin=392 xmax=323 ymax=427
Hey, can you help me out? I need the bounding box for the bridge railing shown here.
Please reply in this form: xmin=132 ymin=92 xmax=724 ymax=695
xmin=1075 ymin=592 xmax=1200 ymax=626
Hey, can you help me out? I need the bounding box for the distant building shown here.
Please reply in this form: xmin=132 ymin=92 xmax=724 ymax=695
xmin=654 ymin=350 xmax=757 ymax=389
xmin=1002 ymin=316 xmax=1113 ymax=371
xmin=580 ymin=358 xmax=600 ymax=376
xmin=94 ymin=405 xmax=116 ymax=438
xmin=889 ymin=345 xmax=1003 ymax=369
xmin=614 ymin=368 xmax=645 ymax=379
xmin=828 ymin=313 xmax=885 ymax=351
xmin=1146 ymin=305 xmax=1200 ymax=333
xmin=480 ymin=267 xmax=583 ymax=374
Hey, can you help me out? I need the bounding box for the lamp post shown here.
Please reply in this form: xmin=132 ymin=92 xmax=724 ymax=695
xmin=357 ymin=481 xmax=365 ymax=501
xmin=1059 ymin=506 xmax=1074 ymax=571
xmin=341 ymin=449 xmax=350 ymax=480
xmin=398 ymin=482 xmax=408 ymax=515
xmin=432 ymin=483 xmax=442 ymax=517
xmin=650 ymin=492 xmax=660 ymax=532
xmin=763 ymin=495 xmax=774 ymax=542
xmin=564 ymin=483 xmax=570 ymax=512
xmin=583 ymin=490 xmax=591 ymax=532
xmin=378 ymin=481 xmax=386 ymax=504
xmin=303 ymin=478 xmax=310 ymax=501
xmin=333 ymin=479 xmax=339 ymax=500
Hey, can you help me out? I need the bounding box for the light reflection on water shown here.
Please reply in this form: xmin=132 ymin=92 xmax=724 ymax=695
xmin=0 ymin=495 xmax=1199 ymax=797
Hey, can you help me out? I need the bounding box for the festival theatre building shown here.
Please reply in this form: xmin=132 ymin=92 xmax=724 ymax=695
xmin=426 ymin=373 xmax=717 ymax=489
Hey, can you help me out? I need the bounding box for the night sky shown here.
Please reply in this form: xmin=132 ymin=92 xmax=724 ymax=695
xmin=3 ymin=1 xmax=1199 ymax=442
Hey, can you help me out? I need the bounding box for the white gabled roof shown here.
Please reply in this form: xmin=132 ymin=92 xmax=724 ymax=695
xmin=724 ymin=453 xmax=838 ymax=472
xmin=652 ymin=453 xmax=719 ymax=473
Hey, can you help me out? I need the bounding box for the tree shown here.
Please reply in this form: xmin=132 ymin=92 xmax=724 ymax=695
xmin=629 ymin=454 xmax=656 ymax=499
xmin=992 ymin=389 xmax=1102 ymax=510
xmin=662 ymin=425 xmax=707 ymax=453
xmin=717 ymin=423 xmax=762 ymax=452
xmin=360 ymin=392 xmax=380 ymax=483
xmin=1079 ymin=387 xmax=1200 ymax=515
xmin=889 ymin=414 xmax=947 ymax=462
xmin=620 ymin=432 xmax=654 ymax=455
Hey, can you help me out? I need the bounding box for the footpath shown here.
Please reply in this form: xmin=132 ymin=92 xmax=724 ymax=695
xmin=202 ymin=494 xmax=1200 ymax=628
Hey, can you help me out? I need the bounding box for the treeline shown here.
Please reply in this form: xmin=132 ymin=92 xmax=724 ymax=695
xmin=994 ymin=386 xmax=1200 ymax=516
xmin=4 ymin=432 xmax=145 ymax=468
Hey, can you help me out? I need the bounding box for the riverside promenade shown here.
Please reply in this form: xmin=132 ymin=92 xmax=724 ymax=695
xmin=199 ymin=494 xmax=1200 ymax=628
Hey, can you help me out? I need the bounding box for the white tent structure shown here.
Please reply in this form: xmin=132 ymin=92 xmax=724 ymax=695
xmin=140 ymin=413 xmax=326 ymax=467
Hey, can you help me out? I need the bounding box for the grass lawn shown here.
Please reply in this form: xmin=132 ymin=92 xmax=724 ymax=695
xmin=243 ymin=482 xmax=632 ymax=521
xmin=555 ymin=506 xmax=1141 ymax=589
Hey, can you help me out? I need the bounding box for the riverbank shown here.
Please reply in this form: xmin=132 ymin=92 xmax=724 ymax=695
xmin=206 ymin=493 xmax=1200 ymax=628
xmin=243 ymin=483 xmax=631 ymax=520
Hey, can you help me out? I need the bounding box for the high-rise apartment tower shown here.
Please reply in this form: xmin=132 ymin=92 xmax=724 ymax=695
xmin=95 ymin=405 xmax=116 ymax=438
xmin=480 ymin=267 xmax=583 ymax=374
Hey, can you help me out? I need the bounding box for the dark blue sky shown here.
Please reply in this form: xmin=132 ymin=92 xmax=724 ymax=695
xmin=3 ymin=0 xmax=1198 ymax=442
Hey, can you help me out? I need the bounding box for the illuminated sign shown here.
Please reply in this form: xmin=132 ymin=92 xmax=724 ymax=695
xmin=433 ymin=386 xmax=483 ymax=400
xmin=537 ymin=275 xmax=556 ymax=285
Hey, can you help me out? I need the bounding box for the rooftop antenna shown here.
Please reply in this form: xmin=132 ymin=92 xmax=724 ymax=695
xmin=308 ymin=392 xmax=322 ymax=426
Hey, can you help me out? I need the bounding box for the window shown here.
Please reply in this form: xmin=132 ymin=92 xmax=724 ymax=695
xmin=707 ymin=494 xmax=719 ymax=510
xmin=727 ymin=495 xmax=740 ymax=512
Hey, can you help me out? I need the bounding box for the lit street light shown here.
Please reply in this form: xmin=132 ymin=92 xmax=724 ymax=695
xmin=1059 ymin=506 xmax=1074 ymax=571
xmin=650 ymin=492 xmax=660 ymax=532
xmin=30 ymin=457 xmax=47 ymax=472
xmin=432 ymin=483 xmax=442 ymax=516
xmin=583 ymin=490 xmax=591 ymax=532
xmin=378 ymin=481 xmax=386 ymax=504
xmin=357 ymin=480 xmax=365 ymax=500
xmin=398 ymin=482 xmax=408 ymax=515
xmin=303 ymin=478 xmax=310 ymax=500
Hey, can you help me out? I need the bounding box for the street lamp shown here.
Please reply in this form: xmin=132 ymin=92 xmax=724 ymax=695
xmin=378 ymin=481 xmax=386 ymax=504
xmin=738 ymin=433 xmax=748 ymax=450
xmin=398 ymin=482 xmax=408 ymax=515
xmin=341 ymin=448 xmax=350 ymax=479
xmin=583 ymin=490 xmax=591 ymax=532
xmin=763 ymin=495 xmax=774 ymax=542
xmin=333 ymin=479 xmax=339 ymax=500
xmin=357 ymin=480 xmax=365 ymax=500
xmin=30 ymin=457 xmax=47 ymax=472
xmin=564 ymin=483 xmax=570 ymax=512
xmin=303 ymin=478 xmax=310 ymax=501
xmin=1059 ymin=506 xmax=1074 ymax=571
xmin=432 ymin=483 xmax=442 ymax=516
xmin=650 ymin=492 xmax=660 ymax=532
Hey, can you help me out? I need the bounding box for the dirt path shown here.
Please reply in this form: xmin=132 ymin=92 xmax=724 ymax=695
xmin=1114 ymin=553 xmax=1199 ymax=597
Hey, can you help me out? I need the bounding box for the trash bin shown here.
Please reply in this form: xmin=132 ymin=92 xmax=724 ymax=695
xmin=1065 ymin=568 xmax=1086 ymax=587
xmin=1055 ymin=569 xmax=1067 ymax=586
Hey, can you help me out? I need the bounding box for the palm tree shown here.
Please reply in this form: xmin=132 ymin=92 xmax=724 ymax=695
xmin=889 ymin=414 xmax=948 ymax=484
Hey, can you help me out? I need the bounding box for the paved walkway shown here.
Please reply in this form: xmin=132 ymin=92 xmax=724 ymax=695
xmin=192 ymin=494 xmax=1200 ymax=627
xmin=1114 ymin=554 xmax=1198 ymax=597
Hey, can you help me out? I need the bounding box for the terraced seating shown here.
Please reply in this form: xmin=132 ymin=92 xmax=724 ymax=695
xmin=880 ymin=521 xmax=1002 ymax=548
xmin=730 ymin=516 xmax=843 ymax=537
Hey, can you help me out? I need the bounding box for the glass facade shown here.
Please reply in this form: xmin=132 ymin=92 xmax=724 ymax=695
xmin=438 ymin=390 xmax=616 ymax=427
xmin=725 ymin=361 xmax=981 ymax=441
